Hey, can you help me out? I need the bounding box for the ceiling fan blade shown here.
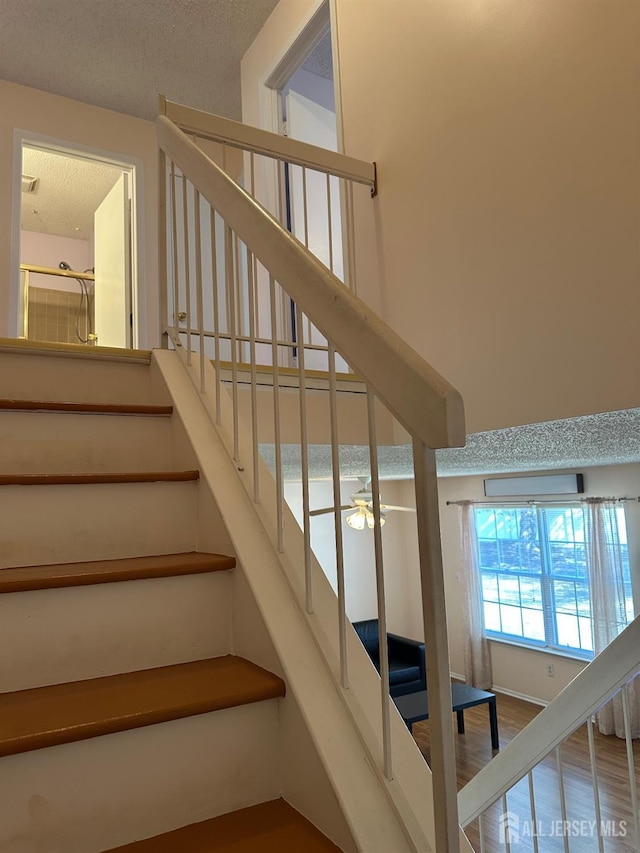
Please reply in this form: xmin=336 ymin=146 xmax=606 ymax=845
xmin=379 ymin=504 xmax=416 ymax=512
xmin=309 ymin=504 xmax=354 ymax=517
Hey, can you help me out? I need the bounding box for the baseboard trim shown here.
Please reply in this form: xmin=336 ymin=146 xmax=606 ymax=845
xmin=450 ymin=671 xmax=548 ymax=708
xmin=487 ymin=685 xmax=547 ymax=707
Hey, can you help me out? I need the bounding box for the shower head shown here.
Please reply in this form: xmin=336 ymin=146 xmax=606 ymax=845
xmin=58 ymin=261 xmax=71 ymax=270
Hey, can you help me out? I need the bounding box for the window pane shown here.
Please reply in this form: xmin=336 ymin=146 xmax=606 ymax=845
xmin=478 ymin=540 xmax=499 ymax=570
xmin=478 ymin=507 xmax=544 ymax=643
xmin=545 ymin=508 xmax=587 ymax=579
xmin=522 ymin=608 xmax=545 ymax=641
xmin=500 ymin=604 xmax=524 ymax=637
xmin=575 ymin=583 xmax=591 ymax=617
xmin=481 ymin=573 xmax=499 ymax=602
xmin=556 ymin=612 xmax=582 ymax=650
xmin=624 ymin=580 xmax=634 ymax=623
xmin=484 ymin=602 xmax=501 ymax=632
xmin=615 ymin=506 xmax=634 ymax=622
xmin=498 ymin=573 xmax=522 ymax=606
xmin=553 ymin=580 xmax=579 ymax=615
xmin=578 ymin=616 xmax=593 ymax=652
xmin=616 ymin=507 xmax=628 ymax=545
xmin=552 ymin=580 xmax=592 ymax=653
xmin=520 ymin=576 xmax=543 ymax=608
xmin=476 ymin=508 xmax=541 ymax=573
xmin=476 ymin=508 xmax=497 ymax=539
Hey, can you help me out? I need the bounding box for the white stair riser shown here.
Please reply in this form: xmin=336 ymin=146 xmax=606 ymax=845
xmin=0 ymin=572 xmax=233 ymax=692
xmin=0 ymin=701 xmax=281 ymax=853
xmin=0 ymin=353 xmax=162 ymax=404
xmin=0 ymin=412 xmax=173 ymax=474
xmin=0 ymin=481 xmax=199 ymax=568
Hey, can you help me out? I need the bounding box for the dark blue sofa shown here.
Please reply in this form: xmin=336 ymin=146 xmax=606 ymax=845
xmin=353 ymin=619 xmax=426 ymax=698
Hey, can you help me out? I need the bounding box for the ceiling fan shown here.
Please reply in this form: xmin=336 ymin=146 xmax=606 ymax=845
xmin=310 ymin=478 xmax=416 ymax=530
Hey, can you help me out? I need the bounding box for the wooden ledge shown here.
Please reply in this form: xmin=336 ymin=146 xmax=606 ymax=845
xmin=0 ymin=656 xmax=285 ymax=757
xmin=0 ymin=400 xmax=173 ymax=416
xmin=0 ymin=471 xmax=199 ymax=486
xmin=0 ymin=552 xmax=235 ymax=593
xmin=103 ymin=798 xmax=341 ymax=851
xmin=0 ymin=337 xmax=152 ymax=363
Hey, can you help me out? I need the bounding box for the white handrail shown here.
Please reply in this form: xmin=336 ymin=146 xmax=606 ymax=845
xmin=161 ymin=97 xmax=377 ymax=192
xmin=157 ymin=115 xmax=465 ymax=451
xmin=458 ymin=616 xmax=640 ymax=826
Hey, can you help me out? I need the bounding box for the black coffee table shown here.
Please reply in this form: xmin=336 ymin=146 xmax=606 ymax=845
xmin=393 ymin=683 xmax=499 ymax=750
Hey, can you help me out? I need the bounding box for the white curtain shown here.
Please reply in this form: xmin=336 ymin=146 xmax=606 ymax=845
xmin=584 ymin=498 xmax=640 ymax=738
xmin=459 ymin=502 xmax=492 ymax=690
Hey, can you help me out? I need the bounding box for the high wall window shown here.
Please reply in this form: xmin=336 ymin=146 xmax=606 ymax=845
xmin=475 ymin=505 xmax=632 ymax=657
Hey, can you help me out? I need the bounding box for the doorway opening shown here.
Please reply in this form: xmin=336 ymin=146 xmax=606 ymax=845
xmin=14 ymin=138 xmax=139 ymax=349
xmin=264 ymin=1 xmax=347 ymax=370
xmin=280 ymin=23 xmax=342 ymax=338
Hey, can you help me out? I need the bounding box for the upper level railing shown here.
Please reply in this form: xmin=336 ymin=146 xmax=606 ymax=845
xmin=158 ymin=100 xmax=464 ymax=450
xmin=157 ymin=99 xmax=466 ymax=852
xmin=162 ymin=98 xmax=377 ymax=190
xmin=459 ymin=616 xmax=640 ymax=850
xmin=160 ymin=97 xmax=373 ymax=310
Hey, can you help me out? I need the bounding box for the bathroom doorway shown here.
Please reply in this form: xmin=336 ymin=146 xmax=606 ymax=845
xmin=15 ymin=138 xmax=140 ymax=349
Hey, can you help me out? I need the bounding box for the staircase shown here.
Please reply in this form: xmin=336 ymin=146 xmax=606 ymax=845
xmin=0 ymin=341 xmax=345 ymax=852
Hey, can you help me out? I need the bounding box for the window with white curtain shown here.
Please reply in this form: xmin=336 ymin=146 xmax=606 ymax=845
xmin=474 ymin=505 xmax=632 ymax=657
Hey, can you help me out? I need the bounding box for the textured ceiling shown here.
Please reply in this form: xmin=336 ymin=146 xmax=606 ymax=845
xmin=22 ymin=147 xmax=123 ymax=240
xmin=0 ymin=0 xmax=280 ymax=122
xmin=300 ymin=30 xmax=333 ymax=80
xmin=259 ymin=408 xmax=640 ymax=482
xmin=9 ymin=0 xmax=281 ymax=240
xmin=436 ymin=408 xmax=640 ymax=477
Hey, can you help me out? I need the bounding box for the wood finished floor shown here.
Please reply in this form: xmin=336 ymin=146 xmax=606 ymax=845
xmin=411 ymin=691 xmax=640 ymax=852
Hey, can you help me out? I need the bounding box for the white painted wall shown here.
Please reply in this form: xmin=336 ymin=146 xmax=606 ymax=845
xmin=20 ymin=231 xmax=91 ymax=293
xmin=285 ymin=67 xmax=335 ymax=114
xmin=0 ymin=80 xmax=158 ymax=347
xmin=284 ymin=478 xmax=413 ymax=632
xmin=242 ymin=0 xmax=640 ymax=435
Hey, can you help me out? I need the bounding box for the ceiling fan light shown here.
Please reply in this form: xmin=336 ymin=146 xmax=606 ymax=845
xmin=346 ymin=510 xmax=366 ymax=530
xmin=366 ymin=512 xmax=385 ymax=529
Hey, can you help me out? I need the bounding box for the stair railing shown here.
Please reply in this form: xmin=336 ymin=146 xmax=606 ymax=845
xmin=157 ymin=98 xmax=466 ymax=852
xmin=458 ymin=616 xmax=640 ymax=851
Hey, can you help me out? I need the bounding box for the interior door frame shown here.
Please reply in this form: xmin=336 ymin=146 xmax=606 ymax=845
xmin=257 ymin=0 xmax=348 ymax=365
xmin=10 ymin=129 xmax=145 ymax=348
xmin=263 ymin=0 xmax=343 ymax=148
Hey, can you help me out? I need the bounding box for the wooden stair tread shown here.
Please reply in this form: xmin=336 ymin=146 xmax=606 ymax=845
xmin=0 ymin=552 xmax=235 ymax=593
xmin=0 ymin=399 xmax=173 ymax=416
xmin=0 ymin=656 xmax=285 ymax=758
xmin=0 ymin=470 xmax=199 ymax=486
xmin=102 ymin=799 xmax=342 ymax=852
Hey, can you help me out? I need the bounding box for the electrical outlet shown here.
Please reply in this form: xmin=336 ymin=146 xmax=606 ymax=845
xmin=547 ymin=663 xmax=555 ymax=677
